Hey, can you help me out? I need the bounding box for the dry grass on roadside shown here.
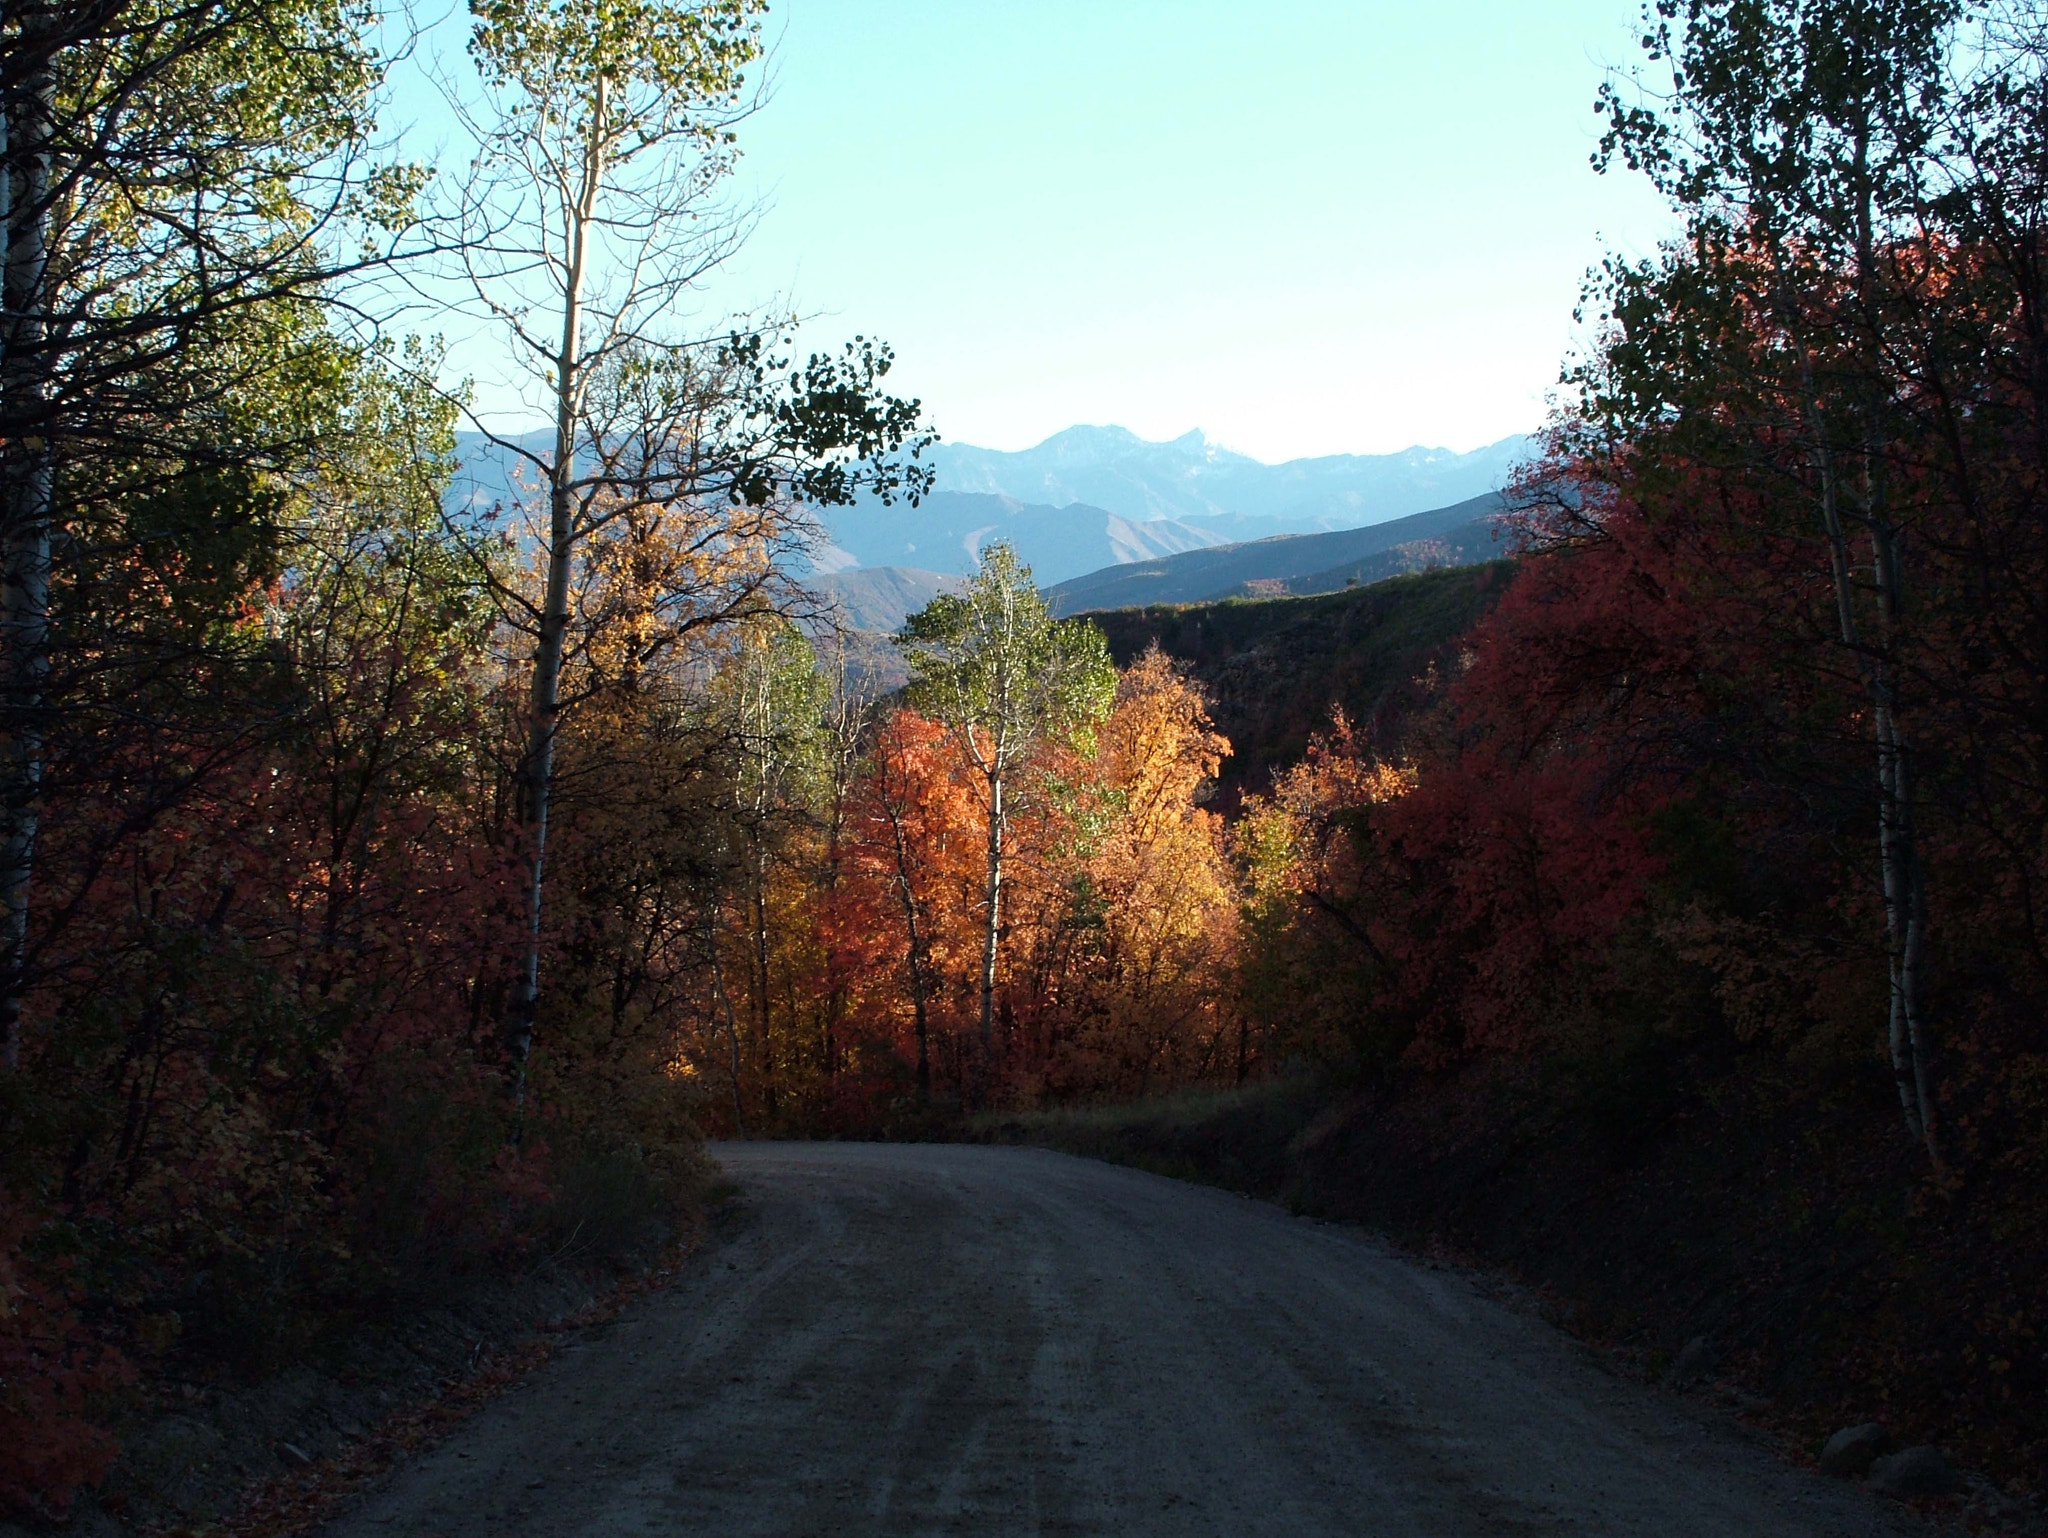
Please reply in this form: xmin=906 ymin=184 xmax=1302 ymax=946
xmin=974 ymin=1079 xmax=1329 ymax=1198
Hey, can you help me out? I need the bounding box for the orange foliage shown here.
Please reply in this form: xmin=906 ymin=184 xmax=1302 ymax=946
xmin=827 ymin=709 xmax=991 ymax=1110
xmin=818 ymin=658 xmax=1243 ymax=1113
xmin=1026 ymin=649 xmax=1239 ymax=1097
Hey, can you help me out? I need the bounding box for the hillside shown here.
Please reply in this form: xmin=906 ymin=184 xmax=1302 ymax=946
xmin=1088 ymin=563 xmax=1512 ymax=792
xmin=807 ymin=566 xmax=961 ymax=633
xmin=1044 ymin=492 xmax=1504 ymax=615
xmin=1282 ymin=514 xmax=1504 ymax=596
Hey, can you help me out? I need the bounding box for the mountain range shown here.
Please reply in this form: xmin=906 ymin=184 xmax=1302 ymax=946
xmin=810 ymin=428 xmax=1529 ymax=627
xmin=921 ymin=425 xmax=1527 ymax=531
xmin=447 ymin=424 xmax=1531 ymax=629
xmin=812 ymin=490 xmax=1231 ymax=586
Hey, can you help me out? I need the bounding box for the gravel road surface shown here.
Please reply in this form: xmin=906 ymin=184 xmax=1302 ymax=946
xmin=319 ymin=1142 xmax=1919 ymax=1537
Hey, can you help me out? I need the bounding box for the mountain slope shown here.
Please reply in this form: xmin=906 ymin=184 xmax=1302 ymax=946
xmin=1086 ymin=564 xmax=1511 ymax=791
xmin=1044 ymin=492 xmax=1504 ymax=614
xmin=1272 ymin=517 xmax=1504 ymax=598
xmin=807 ymin=567 xmax=961 ymax=634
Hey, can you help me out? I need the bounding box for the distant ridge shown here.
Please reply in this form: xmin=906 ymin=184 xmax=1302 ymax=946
xmin=1044 ymin=492 xmax=1505 ymax=614
xmin=928 ymin=426 xmax=1529 ymax=531
xmin=445 ymin=428 xmax=1531 ymax=606
xmin=819 ymin=490 xmax=1223 ymax=588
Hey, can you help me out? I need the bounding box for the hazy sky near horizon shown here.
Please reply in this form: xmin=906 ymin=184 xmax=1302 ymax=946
xmin=410 ymin=2 xmax=1679 ymax=461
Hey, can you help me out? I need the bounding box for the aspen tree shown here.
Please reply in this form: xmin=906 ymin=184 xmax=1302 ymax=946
xmin=897 ymin=544 xmax=1114 ymax=1103
xmin=451 ymin=0 xmax=926 ymax=1102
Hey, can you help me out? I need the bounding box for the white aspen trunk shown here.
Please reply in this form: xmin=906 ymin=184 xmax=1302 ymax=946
xmin=1869 ymin=520 xmax=1942 ymax=1168
xmin=820 ymin=701 xmax=854 ymax=1083
xmin=735 ymin=654 xmax=775 ymax=1116
xmin=978 ymin=766 xmax=1003 ymax=1055
xmin=0 ymin=60 xmax=53 ymax=1072
xmin=973 ymin=609 xmax=1015 ymax=1106
xmin=706 ymin=907 xmax=747 ymax=1137
xmin=1848 ymin=159 xmax=1941 ymax=1168
xmin=751 ymin=835 xmax=774 ymax=1118
xmin=505 ymin=74 xmax=608 ymax=1105
xmin=883 ymin=797 xmax=932 ymax=1101
xmin=1810 ymin=429 xmax=1930 ymax=1144
xmin=1850 ymin=155 xmax=1943 ymax=1171
xmin=1795 ymin=338 xmax=1941 ymax=1168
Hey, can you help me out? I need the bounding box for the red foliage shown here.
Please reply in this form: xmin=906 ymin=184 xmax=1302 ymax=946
xmin=0 ymin=1197 xmax=130 ymax=1520
xmin=825 ymin=709 xmax=991 ymax=1110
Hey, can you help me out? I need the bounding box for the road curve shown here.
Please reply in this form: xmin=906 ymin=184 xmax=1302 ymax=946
xmin=320 ymin=1142 xmax=1917 ymax=1537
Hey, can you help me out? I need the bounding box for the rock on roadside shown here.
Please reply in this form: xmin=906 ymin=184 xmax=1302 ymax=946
xmin=1664 ymin=1336 xmax=1721 ymax=1389
xmin=1819 ymin=1423 xmax=1890 ymax=1478
xmin=1868 ymin=1445 xmax=1962 ymax=1500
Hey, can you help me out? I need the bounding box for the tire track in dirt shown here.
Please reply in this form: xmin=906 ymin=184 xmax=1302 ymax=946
xmin=315 ymin=1143 xmax=1922 ymax=1537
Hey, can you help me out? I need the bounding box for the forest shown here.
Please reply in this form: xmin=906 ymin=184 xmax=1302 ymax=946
xmin=5 ymin=0 xmax=2048 ymax=1520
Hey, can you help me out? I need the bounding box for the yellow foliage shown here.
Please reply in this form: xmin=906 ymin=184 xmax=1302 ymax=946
xmin=1054 ymin=649 xmax=1241 ymax=1093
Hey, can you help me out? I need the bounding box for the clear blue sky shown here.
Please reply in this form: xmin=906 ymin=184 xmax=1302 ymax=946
xmin=409 ymin=1 xmax=1678 ymax=460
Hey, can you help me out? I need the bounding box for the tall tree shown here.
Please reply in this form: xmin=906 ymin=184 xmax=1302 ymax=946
xmin=812 ymin=640 xmax=873 ymax=1085
xmin=450 ymin=0 xmax=929 ymax=1102
xmin=897 ymin=543 xmax=1114 ymax=1097
xmin=0 ymin=0 xmax=412 ymax=1069
xmin=847 ymin=709 xmax=963 ymax=1103
xmin=1587 ymin=0 xmax=1987 ymax=1166
xmin=717 ymin=619 xmax=824 ymax=1123
xmin=1070 ymin=648 xmax=1237 ymax=1095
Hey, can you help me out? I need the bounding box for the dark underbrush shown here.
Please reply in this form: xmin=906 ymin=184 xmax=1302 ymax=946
xmin=0 ymin=1169 xmax=719 ymax=1538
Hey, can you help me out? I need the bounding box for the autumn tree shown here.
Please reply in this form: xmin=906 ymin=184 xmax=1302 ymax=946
xmin=448 ymin=0 xmax=930 ymax=1102
xmin=267 ymin=341 xmax=483 ymax=918
xmin=1572 ymin=0 xmax=2048 ymax=1167
xmin=0 ymin=0 xmax=426 ymax=1070
xmin=1234 ymin=711 xmax=1418 ymax=1074
xmin=835 ymin=708 xmax=984 ymax=1105
xmin=897 ymin=543 xmax=1115 ymax=1098
xmin=1051 ymin=648 xmax=1238 ymax=1095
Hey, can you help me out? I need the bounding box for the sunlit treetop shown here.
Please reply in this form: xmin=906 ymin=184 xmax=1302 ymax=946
xmin=468 ymin=0 xmax=766 ymax=144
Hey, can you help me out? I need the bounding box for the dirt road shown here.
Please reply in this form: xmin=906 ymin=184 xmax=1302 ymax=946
xmin=319 ymin=1143 xmax=1918 ymax=1537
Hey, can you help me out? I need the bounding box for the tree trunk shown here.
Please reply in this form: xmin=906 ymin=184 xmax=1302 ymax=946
xmin=751 ymin=838 xmax=776 ymax=1120
xmin=976 ymin=767 xmax=1004 ymax=1105
xmin=504 ymin=74 xmax=607 ymax=1108
xmin=821 ymin=990 xmax=840 ymax=1082
xmin=705 ymin=908 xmax=747 ymax=1138
xmin=1870 ymin=526 xmax=1942 ymax=1170
xmin=1852 ymin=158 xmax=1943 ymax=1173
xmin=1796 ymin=341 xmax=1943 ymax=1170
xmin=883 ymin=801 xmax=932 ymax=1103
xmin=821 ymin=786 xmax=843 ymax=1083
xmin=0 ymin=56 xmax=54 ymax=1072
